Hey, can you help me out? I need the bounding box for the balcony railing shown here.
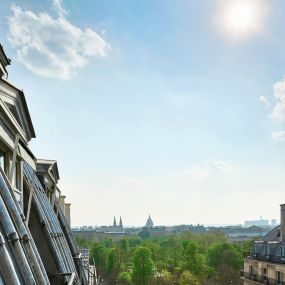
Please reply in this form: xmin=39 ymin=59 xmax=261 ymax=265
xmin=243 ymin=272 xmax=285 ymax=285
xmin=249 ymin=253 xmax=285 ymax=265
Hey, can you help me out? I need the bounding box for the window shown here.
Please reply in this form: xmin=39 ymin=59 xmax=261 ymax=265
xmin=0 ymin=151 xmax=6 ymax=172
xmin=262 ymin=268 xmax=267 ymax=281
xmin=10 ymin=160 xmax=22 ymax=205
xmin=11 ymin=161 xmax=20 ymax=190
xmin=249 ymin=265 xmax=255 ymax=277
xmin=281 ymin=246 xmax=285 ymax=260
xmin=266 ymin=244 xmax=271 ymax=258
xmin=253 ymin=244 xmax=256 ymax=255
xmin=277 ymin=271 xmax=282 ymax=285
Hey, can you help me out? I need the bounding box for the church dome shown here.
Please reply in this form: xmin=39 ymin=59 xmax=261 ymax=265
xmin=145 ymin=215 xmax=154 ymax=228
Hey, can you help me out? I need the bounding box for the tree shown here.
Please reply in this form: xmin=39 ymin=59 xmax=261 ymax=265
xmin=207 ymin=242 xmax=243 ymax=284
xmin=183 ymin=241 xmax=207 ymax=278
xmin=106 ymin=247 xmax=120 ymax=282
xmin=156 ymin=269 xmax=173 ymax=285
xmin=90 ymin=243 xmax=108 ymax=277
xmin=207 ymin=242 xmax=242 ymax=271
xmin=118 ymin=271 xmax=132 ymax=284
xmin=179 ymin=270 xmax=199 ymax=285
xmin=132 ymin=247 xmax=155 ymax=285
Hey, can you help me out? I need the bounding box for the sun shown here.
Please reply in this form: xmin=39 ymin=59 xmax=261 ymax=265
xmin=215 ymin=0 xmax=267 ymax=41
xmin=228 ymin=2 xmax=255 ymax=31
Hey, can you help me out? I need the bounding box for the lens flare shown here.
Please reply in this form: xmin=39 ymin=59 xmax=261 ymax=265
xmin=215 ymin=0 xmax=268 ymax=42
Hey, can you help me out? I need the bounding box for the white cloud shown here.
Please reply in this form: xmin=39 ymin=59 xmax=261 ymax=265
xmin=271 ymin=131 xmax=285 ymax=142
xmin=178 ymin=160 xmax=232 ymax=179
xmin=7 ymin=3 xmax=110 ymax=79
xmin=121 ymin=176 xmax=155 ymax=191
xmin=259 ymin=96 xmax=271 ymax=109
xmin=52 ymin=0 xmax=68 ymax=18
xmin=271 ymin=77 xmax=285 ymax=121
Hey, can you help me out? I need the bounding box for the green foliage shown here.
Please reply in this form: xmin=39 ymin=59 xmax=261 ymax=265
xmin=156 ymin=269 xmax=174 ymax=285
xmin=179 ymin=270 xmax=200 ymax=285
xmin=106 ymin=248 xmax=120 ymax=274
xmin=132 ymin=247 xmax=155 ymax=285
xmin=77 ymin=232 xmax=245 ymax=285
xmin=75 ymin=236 xmax=92 ymax=248
xmin=118 ymin=271 xmax=132 ymax=284
xmin=207 ymin=242 xmax=243 ymax=270
xmin=90 ymin=243 xmax=108 ymax=277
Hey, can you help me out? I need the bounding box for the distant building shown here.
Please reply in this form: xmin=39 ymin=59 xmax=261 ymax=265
xmin=107 ymin=216 xmax=124 ymax=232
xmin=272 ymin=219 xmax=277 ymax=227
xmin=244 ymin=217 xmax=270 ymax=228
xmin=242 ymin=205 xmax=285 ymax=285
xmin=146 ymin=214 xmax=154 ymax=228
xmin=73 ymin=217 xmax=127 ymax=240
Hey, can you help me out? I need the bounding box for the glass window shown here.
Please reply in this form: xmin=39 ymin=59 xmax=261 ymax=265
xmin=253 ymin=244 xmax=256 ymax=255
xmin=277 ymin=271 xmax=281 ymax=283
xmin=262 ymin=268 xmax=267 ymax=280
xmin=11 ymin=161 xmax=19 ymax=189
xmin=266 ymin=244 xmax=270 ymax=255
xmin=0 ymin=152 xmax=6 ymax=171
xmin=281 ymin=246 xmax=285 ymax=259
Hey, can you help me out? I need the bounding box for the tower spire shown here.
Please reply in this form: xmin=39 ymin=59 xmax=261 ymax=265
xmin=113 ymin=216 xmax=117 ymax=227
xmin=119 ymin=216 xmax=123 ymax=228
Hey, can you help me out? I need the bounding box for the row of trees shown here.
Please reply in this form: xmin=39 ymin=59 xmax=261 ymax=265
xmin=76 ymin=232 xmax=251 ymax=285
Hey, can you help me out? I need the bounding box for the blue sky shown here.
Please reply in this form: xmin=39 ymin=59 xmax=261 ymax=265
xmin=1 ymin=0 xmax=285 ymax=226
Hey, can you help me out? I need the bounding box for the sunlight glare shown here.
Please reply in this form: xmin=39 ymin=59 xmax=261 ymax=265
xmin=215 ymin=0 xmax=268 ymax=42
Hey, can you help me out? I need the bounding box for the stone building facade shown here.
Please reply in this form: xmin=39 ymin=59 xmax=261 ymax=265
xmin=243 ymin=205 xmax=285 ymax=285
xmin=0 ymin=44 xmax=88 ymax=284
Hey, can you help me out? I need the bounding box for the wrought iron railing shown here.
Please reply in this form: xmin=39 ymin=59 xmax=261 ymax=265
xmin=243 ymin=272 xmax=285 ymax=285
xmin=248 ymin=253 xmax=285 ymax=265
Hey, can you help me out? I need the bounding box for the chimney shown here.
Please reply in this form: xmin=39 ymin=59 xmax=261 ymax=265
xmin=281 ymin=204 xmax=285 ymax=242
xmin=59 ymin=195 xmax=66 ymax=214
xmin=65 ymin=203 xmax=71 ymax=226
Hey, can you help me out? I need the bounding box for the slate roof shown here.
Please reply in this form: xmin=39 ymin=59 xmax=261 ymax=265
xmin=0 ymin=167 xmax=50 ymax=285
xmin=262 ymin=225 xmax=280 ymax=242
xmin=24 ymin=162 xmax=81 ymax=284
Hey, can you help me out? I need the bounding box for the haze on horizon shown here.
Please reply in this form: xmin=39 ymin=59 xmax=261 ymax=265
xmin=0 ymin=0 xmax=285 ymax=227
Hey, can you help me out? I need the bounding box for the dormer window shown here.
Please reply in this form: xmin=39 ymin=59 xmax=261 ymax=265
xmin=281 ymin=246 xmax=285 ymax=260
xmin=253 ymin=244 xmax=257 ymax=256
xmin=0 ymin=151 xmax=7 ymax=172
xmin=11 ymin=160 xmax=21 ymax=203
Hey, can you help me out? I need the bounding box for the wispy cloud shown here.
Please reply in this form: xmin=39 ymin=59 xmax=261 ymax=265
xmin=178 ymin=160 xmax=232 ymax=179
xmin=121 ymin=176 xmax=155 ymax=191
xmin=261 ymin=77 xmax=285 ymax=142
xmin=52 ymin=0 xmax=68 ymax=18
xmin=271 ymin=131 xmax=285 ymax=142
xmin=271 ymin=77 xmax=285 ymax=121
xmin=7 ymin=1 xmax=110 ymax=79
xmin=259 ymin=95 xmax=271 ymax=109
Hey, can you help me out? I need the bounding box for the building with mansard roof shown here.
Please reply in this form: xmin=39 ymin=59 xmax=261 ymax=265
xmin=0 ymin=44 xmax=90 ymax=284
xmin=242 ymin=205 xmax=285 ymax=285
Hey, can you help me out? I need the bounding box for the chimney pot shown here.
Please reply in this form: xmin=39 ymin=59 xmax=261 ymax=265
xmin=280 ymin=204 xmax=285 ymax=242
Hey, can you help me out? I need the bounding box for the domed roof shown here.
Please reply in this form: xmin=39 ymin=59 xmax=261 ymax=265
xmin=146 ymin=215 xmax=154 ymax=228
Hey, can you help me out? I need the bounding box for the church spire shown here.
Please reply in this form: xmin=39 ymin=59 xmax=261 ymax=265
xmin=113 ymin=216 xmax=117 ymax=227
xmin=119 ymin=216 xmax=123 ymax=228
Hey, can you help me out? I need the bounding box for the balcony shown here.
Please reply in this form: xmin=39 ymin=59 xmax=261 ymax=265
xmin=249 ymin=253 xmax=285 ymax=265
xmin=243 ymin=272 xmax=285 ymax=285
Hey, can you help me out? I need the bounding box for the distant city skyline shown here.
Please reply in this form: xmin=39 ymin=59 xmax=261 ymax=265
xmin=72 ymin=214 xmax=280 ymax=228
xmin=1 ymin=0 xmax=285 ymax=226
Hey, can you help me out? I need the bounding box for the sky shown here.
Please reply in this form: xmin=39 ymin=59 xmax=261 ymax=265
xmin=1 ymin=0 xmax=285 ymax=227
